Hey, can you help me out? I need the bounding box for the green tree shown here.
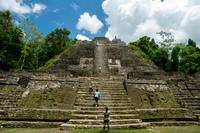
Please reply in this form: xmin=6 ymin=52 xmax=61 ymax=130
xmin=188 ymin=38 xmax=196 ymax=47
xmin=171 ymin=45 xmax=182 ymax=71
xmin=18 ymin=19 xmax=44 ymax=69
xmin=129 ymin=36 xmax=158 ymax=59
xmin=129 ymin=36 xmax=172 ymax=71
xmin=0 ymin=11 xmax=23 ymax=70
xmin=45 ymin=28 xmax=70 ymax=58
xmin=152 ymin=48 xmax=170 ymax=71
xmin=179 ymin=40 xmax=200 ymax=74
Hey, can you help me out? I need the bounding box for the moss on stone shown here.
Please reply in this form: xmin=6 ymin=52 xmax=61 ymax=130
xmin=0 ymin=85 xmax=21 ymax=94
xmin=127 ymin=84 xmax=180 ymax=109
xmin=19 ymin=85 xmax=76 ymax=109
xmin=1 ymin=109 xmax=71 ymax=121
xmin=136 ymin=108 xmax=192 ymax=120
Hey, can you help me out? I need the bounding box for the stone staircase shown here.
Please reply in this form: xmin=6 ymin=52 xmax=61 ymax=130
xmin=170 ymin=81 xmax=200 ymax=120
xmin=0 ymin=76 xmax=23 ymax=110
xmin=0 ymin=91 xmax=23 ymax=110
xmin=61 ymin=77 xmax=150 ymax=129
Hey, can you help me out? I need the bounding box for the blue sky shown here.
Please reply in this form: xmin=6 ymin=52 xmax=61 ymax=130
xmin=24 ymin=0 xmax=107 ymax=39
xmin=0 ymin=0 xmax=200 ymax=45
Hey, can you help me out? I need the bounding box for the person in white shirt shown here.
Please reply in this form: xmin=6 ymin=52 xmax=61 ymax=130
xmin=94 ymin=89 xmax=100 ymax=107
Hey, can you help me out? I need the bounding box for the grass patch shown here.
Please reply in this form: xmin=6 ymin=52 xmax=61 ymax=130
xmin=0 ymin=85 xmax=20 ymax=94
xmin=1 ymin=126 xmax=200 ymax=133
xmin=39 ymin=43 xmax=75 ymax=70
xmin=128 ymin=45 xmax=149 ymax=60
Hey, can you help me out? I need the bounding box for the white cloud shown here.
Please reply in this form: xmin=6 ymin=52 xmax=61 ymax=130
xmin=32 ymin=3 xmax=46 ymax=13
xmin=0 ymin=0 xmax=46 ymax=14
xmin=76 ymin=12 xmax=103 ymax=34
xmin=71 ymin=2 xmax=79 ymax=11
xmin=76 ymin=34 xmax=91 ymax=41
xmin=102 ymin=0 xmax=200 ymax=45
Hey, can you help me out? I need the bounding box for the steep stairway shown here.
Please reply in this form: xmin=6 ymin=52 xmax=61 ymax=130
xmin=61 ymin=77 xmax=150 ymax=129
xmin=170 ymin=81 xmax=200 ymax=120
xmin=0 ymin=78 xmax=23 ymax=110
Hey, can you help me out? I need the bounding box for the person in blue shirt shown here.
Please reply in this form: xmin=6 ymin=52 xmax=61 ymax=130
xmin=94 ymin=89 xmax=100 ymax=107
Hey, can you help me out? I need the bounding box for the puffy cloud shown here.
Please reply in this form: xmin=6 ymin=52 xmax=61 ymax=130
xmin=76 ymin=34 xmax=91 ymax=41
xmin=102 ymin=0 xmax=200 ymax=45
xmin=0 ymin=0 xmax=46 ymax=14
xmin=76 ymin=12 xmax=103 ymax=34
xmin=32 ymin=3 xmax=46 ymax=13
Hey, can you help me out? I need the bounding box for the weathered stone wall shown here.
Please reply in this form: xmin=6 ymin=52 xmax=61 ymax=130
xmin=136 ymin=108 xmax=196 ymax=121
xmin=126 ymin=79 xmax=180 ymax=109
xmin=0 ymin=108 xmax=71 ymax=121
xmin=0 ymin=72 xmax=78 ymax=110
xmin=51 ymin=41 xmax=96 ymax=76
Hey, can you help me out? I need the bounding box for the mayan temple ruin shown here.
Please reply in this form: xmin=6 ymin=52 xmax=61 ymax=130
xmin=0 ymin=37 xmax=200 ymax=129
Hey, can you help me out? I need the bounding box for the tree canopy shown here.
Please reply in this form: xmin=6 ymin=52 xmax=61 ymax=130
xmin=0 ymin=11 xmax=23 ymax=70
xmin=0 ymin=11 xmax=75 ymax=71
xmin=129 ymin=36 xmax=200 ymax=74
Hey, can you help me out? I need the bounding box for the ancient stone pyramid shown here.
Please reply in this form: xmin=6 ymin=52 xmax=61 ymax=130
xmin=50 ymin=37 xmax=161 ymax=77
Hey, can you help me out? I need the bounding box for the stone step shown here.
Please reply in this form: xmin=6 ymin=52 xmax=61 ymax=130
xmin=91 ymin=78 xmax=122 ymax=82
xmin=79 ymin=97 xmax=131 ymax=101
xmin=78 ymin=90 xmax=127 ymax=93
xmin=73 ymin=110 xmax=137 ymax=115
xmin=182 ymin=100 xmax=200 ymax=103
xmin=0 ymin=99 xmax=18 ymax=102
xmin=182 ymin=97 xmax=200 ymax=100
xmin=0 ymin=105 xmax=19 ymax=108
xmin=75 ymin=100 xmax=131 ymax=103
xmin=71 ymin=114 xmax=138 ymax=119
xmin=93 ymin=86 xmax=124 ymax=89
xmin=69 ymin=119 xmax=142 ymax=125
xmin=193 ymin=110 xmax=200 ymax=114
xmin=0 ymin=93 xmax=21 ymax=97
xmin=0 ymin=120 xmax=63 ymax=128
xmin=0 ymin=98 xmax=19 ymax=101
xmin=174 ymin=94 xmax=189 ymax=97
xmin=60 ymin=122 xmax=150 ymax=129
xmin=79 ymin=86 xmax=124 ymax=90
xmin=81 ymin=78 xmax=121 ymax=82
xmin=78 ymin=87 xmax=124 ymax=90
xmin=76 ymin=93 xmax=128 ymax=97
xmin=176 ymin=96 xmax=191 ymax=99
xmin=184 ymin=103 xmax=200 ymax=106
xmin=76 ymin=96 xmax=129 ymax=100
xmin=80 ymin=82 xmax=123 ymax=85
xmin=74 ymin=103 xmax=134 ymax=107
xmin=77 ymin=91 xmax=127 ymax=96
xmin=149 ymin=121 xmax=200 ymax=126
xmin=0 ymin=102 xmax=18 ymax=105
xmin=74 ymin=106 xmax=135 ymax=111
xmin=79 ymin=81 xmax=122 ymax=85
xmin=185 ymin=106 xmax=200 ymax=110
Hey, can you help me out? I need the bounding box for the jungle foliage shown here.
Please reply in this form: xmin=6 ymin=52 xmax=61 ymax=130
xmin=0 ymin=11 xmax=75 ymax=71
xmin=129 ymin=36 xmax=200 ymax=74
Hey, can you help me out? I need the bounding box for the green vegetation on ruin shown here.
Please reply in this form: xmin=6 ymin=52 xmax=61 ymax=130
xmin=0 ymin=85 xmax=21 ymax=94
xmin=39 ymin=41 xmax=75 ymax=70
xmin=19 ymin=85 xmax=76 ymax=109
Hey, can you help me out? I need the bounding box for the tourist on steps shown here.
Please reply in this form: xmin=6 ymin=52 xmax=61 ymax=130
xmin=103 ymin=106 xmax=110 ymax=130
xmin=94 ymin=89 xmax=101 ymax=107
